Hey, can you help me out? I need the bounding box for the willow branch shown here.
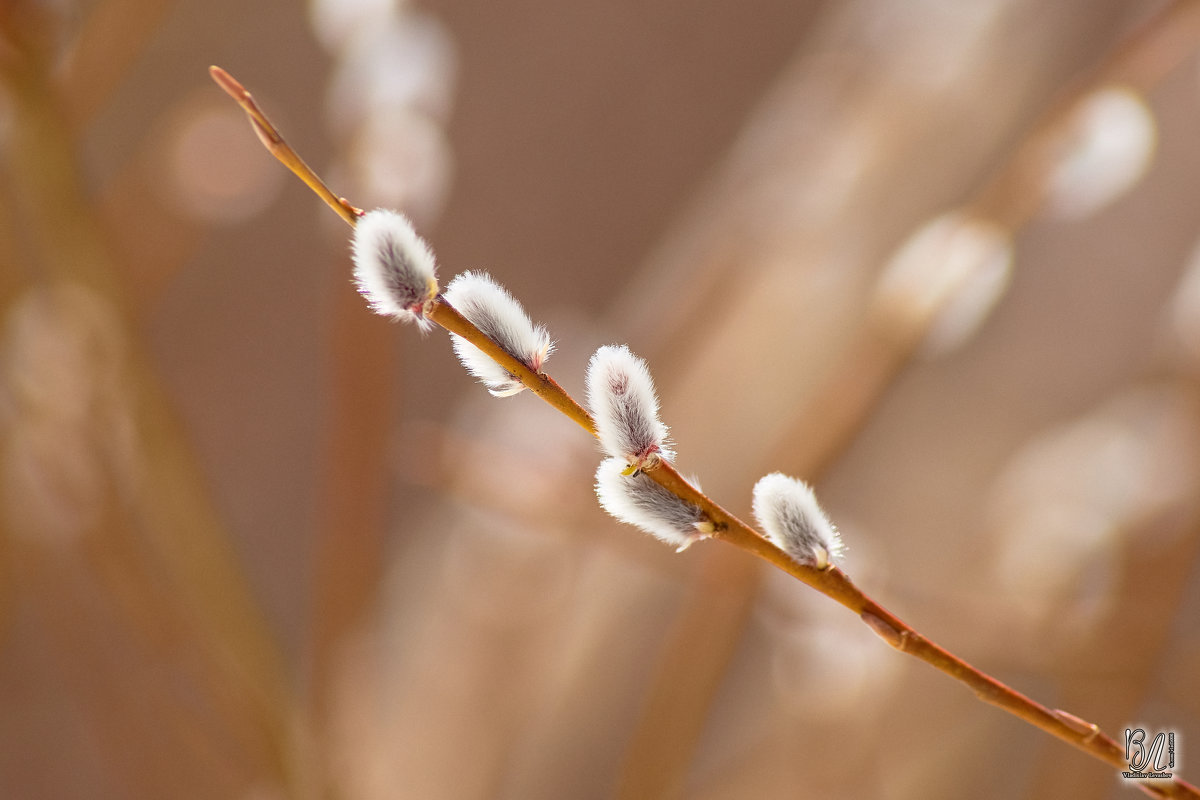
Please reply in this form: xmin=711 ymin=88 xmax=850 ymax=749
xmin=211 ymin=66 xmax=1199 ymax=799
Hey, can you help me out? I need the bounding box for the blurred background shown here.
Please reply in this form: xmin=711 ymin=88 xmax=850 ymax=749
xmin=2 ymin=0 xmax=1200 ymax=798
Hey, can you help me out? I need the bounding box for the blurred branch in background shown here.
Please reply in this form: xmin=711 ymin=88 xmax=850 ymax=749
xmin=0 ymin=1 xmax=307 ymax=796
xmin=61 ymin=0 xmax=172 ymax=129
xmin=301 ymin=3 xmax=457 ymax=781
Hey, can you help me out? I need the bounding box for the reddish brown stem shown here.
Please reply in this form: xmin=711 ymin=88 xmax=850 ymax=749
xmin=208 ymin=66 xmax=362 ymax=227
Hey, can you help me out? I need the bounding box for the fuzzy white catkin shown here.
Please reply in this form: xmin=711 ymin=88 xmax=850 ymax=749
xmin=872 ymin=211 xmax=1013 ymax=357
xmin=595 ymin=457 xmax=711 ymax=551
xmin=1044 ymin=87 xmax=1155 ymax=220
xmin=351 ymin=208 xmax=438 ymax=327
xmin=443 ymin=271 xmax=553 ymax=396
xmin=586 ymin=345 xmax=671 ymax=468
xmin=752 ymin=473 xmax=844 ymax=568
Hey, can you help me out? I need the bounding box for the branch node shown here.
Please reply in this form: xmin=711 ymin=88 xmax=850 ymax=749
xmin=861 ymin=610 xmax=909 ymax=651
xmin=1053 ymin=709 xmax=1101 ymax=743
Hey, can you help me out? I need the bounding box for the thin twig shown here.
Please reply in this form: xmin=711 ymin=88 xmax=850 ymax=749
xmin=209 ymin=66 xmax=362 ymax=227
xmin=212 ymin=65 xmax=1200 ymax=799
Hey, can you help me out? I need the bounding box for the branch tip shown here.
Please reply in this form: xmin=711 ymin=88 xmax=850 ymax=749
xmin=208 ymin=65 xmax=359 ymax=227
xmin=208 ymin=65 xmax=245 ymax=99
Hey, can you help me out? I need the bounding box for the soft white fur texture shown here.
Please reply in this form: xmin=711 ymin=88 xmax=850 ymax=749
xmin=585 ymin=345 xmax=671 ymax=467
xmin=595 ymin=457 xmax=709 ymax=551
xmin=444 ymin=271 xmax=553 ymax=396
xmin=752 ymin=472 xmax=843 ymax=568
xmin=351 ymin=209 xmax=438 ymax=327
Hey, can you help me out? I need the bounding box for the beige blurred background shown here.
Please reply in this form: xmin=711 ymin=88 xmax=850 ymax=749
xmin=2 ymin=1 xmax=1200 ymax=798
